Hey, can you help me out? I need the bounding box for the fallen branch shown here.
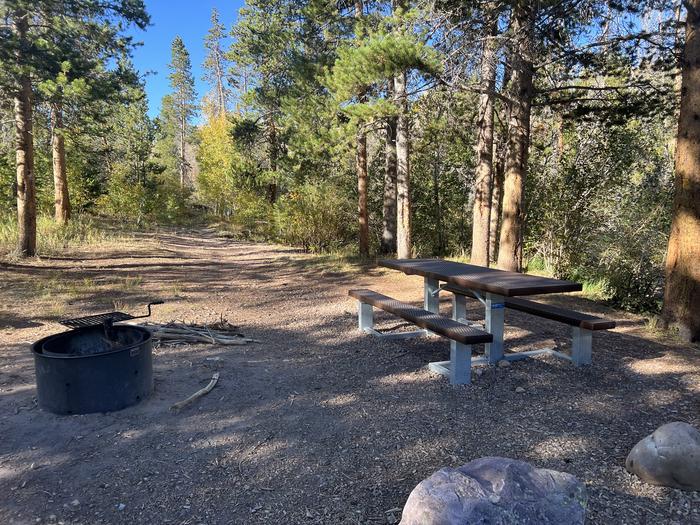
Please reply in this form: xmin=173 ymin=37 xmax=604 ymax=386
xmin=170 ymin=372 xmax=220 ymax=411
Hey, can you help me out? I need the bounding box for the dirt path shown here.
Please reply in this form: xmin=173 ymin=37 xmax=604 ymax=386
xmin=1 ymin=229 xmax=699 ymax=524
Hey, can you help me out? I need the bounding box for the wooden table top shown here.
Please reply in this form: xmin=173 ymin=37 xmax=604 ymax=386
xmin=379 ymin=259 xmax=582 ymax=297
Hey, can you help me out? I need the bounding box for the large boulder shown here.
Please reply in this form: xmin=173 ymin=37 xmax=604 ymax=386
xmin=625 ymin=421 xmax=700 ymax=491
xmin=400 ymin=457 xmax=587 ymax=525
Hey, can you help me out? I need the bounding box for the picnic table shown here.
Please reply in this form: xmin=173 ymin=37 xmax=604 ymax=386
xmin=379 ymin=258 xmax=583 ymax=366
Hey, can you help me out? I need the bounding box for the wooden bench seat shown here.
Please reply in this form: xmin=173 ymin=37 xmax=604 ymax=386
xmin=441 ymin=284 xmax=615 ymax=366
xmin=349 ymin=289 xmax=492 ymax=384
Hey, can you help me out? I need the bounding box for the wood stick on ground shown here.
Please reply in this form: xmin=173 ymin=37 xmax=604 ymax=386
xmin=170 ymin=372 xmax=220 ymax=411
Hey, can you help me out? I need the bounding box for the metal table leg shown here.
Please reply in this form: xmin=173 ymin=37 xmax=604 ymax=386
xmin=485 ymin=292 xmax=505 ymax=364
xmin=424 ymin=277 xmax=440 ymax=313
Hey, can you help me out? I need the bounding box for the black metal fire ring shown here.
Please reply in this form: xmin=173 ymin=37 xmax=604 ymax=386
xmin=32 ymin=324 xmax=154 ymax=415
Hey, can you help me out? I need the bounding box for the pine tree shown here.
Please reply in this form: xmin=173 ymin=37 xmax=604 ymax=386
xmin=0 ymin=0 xmax=148 ymax=254
xmin=168 ymin=36 xmax=197 ymax=187
xmin=662 ymin=0 xmax=700 ymax=342
xmin=497 ymin=1 xmax=535 ymax=272
xmin=470 ymin=3 xmax=500 ymax=266
xmin=203 ymin=8 xmax=230 ymax=116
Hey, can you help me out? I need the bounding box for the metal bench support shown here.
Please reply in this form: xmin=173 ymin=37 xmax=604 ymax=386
xmin=358 ymin=301 xmax=374 ymax=330
xmin=450 ymin=294 xmax=467 ymax=353
xmin=357 ymin=300 xmax=428 ymax=339
xmin=427 ymin=342 xmax=472 ymax=385
xmin=571 ymin=327 xmax=592 ymax=366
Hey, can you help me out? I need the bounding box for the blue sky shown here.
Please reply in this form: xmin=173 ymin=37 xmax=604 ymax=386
xmin=129 ymin=0 xmax=245 ymax=118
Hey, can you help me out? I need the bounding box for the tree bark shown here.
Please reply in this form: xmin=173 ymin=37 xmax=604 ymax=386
xmin=661 ymin=0 xmax=700 ymax=342
xmin=394 ymin=69 xmax=411 ymax=259
xmin=179 ymin=112 xmax=186 ymax=187
xmin=14 ymin=11 xmax=36 ymax=257
xmin=497 ymin=2 xmax=534 ymax=272
xmin=357 ymin=125 xmax=369 ymax=258
xmin=214 ymin=49 xmax=226 ymax=115
xmin=381 ymin=115 xmax=398 ymax=254
xmin=470 ymin=14 xmax=499 ymax=266
xmin=52 ymin=98 xmax=71 ymax=224
xmin=489 ymin=136 xmax=505 ymax=263
xmin=432 ymin=148 xmax=445 ymax=255
xmin=355 ymin=0 xmax=370 ymax=258
xmin=267 ymin=118 xmax=278 ymax=203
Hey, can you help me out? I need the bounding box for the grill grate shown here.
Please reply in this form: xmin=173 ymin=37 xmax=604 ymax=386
xmin=59 ymin=301 xmax=163 ymax=329
xmin=59 ymin=312 xmax=135 ymax=329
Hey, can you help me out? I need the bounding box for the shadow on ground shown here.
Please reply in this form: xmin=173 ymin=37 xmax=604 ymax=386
xmin=1 ymin=229 xmax=698 ymax=525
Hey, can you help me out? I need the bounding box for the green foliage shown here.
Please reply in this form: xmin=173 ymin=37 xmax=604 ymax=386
xmin=328 ymin=31 xmax=441 ymax=103
xmin=526 ymin=116 xmax=674 ymax=312
xmin=196 ymin=114 xmax=238 ymax=216
xmin=231 ymin=190 xmax=274 ymax=238
xmin=274 ymin=182 xmax=355 ymax=252
xmin=0 ymin=214 xmax=111 ymax=256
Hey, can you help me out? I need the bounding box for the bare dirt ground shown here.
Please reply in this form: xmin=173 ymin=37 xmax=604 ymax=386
xmin=1 ymin=228 xmax=699 ymax=525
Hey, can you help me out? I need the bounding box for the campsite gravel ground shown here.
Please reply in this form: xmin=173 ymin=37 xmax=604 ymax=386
xmin=1 ymin=229 xmax=699 ymax=524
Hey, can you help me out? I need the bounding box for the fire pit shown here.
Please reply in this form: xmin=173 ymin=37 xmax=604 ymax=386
xmin=31 ymin=303 xmax=161 ymax=415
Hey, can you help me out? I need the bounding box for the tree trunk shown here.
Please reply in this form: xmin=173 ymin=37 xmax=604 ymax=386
xmin=489 ymin=137 xmax=505 ymax=263
xmin=357 ymin=125 xmax=369 ymax=258
xmin=432 ymin=149 xmax=445 ymax=255
xmin=661 ymin=0 xmax=700 ymax=342
xmin=14 ymin=11 xmax=36 ymax=257
xmin=179 ymin=114 xmax=186 ymax=187
xmin=394 ymin=70 xmax=411 ymax=259
xmin=470 ymin=10 xmax=498 ymax=267
xmin=52 ymin=98 xmax=71 ymax=224
xmin=214 ymin=51 xmax=226 ymax=115
xmin=381 ymin=115 xmax=398 ymax=254
xmin=355 ymin=0 xmax=370 ymax=258
xmin=497 ymin=3 xmax=534 ymax=272
xmin=267 ymin=118 xmax=278 ymax=203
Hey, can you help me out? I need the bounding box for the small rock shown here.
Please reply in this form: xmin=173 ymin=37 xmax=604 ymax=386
xmin=515 ymin=386 xmax=526 ymax=393
xmin=497 ymin=360 xmax=510 ymax=368
xmin=71 ymin=499 xmax=79 ymax=506
xmin=400 ymin=457 xmax=586 ymax=525
xmin=625 ymin=421 xmax=700 ymax=491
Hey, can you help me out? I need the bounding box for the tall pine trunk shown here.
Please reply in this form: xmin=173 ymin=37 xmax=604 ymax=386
xmin=497 ymin=2 xmax=534 ymax=272
xmin=432 ymin=148 xmax=445 ymax=255
xmin=489 ymin=137 xmax=505 ymax=263
xmin=470 ymin=10 xmax=499 ymax=266
xmin=355 ymin=0 xmax=369 ymax=258
xmin=662 ymin=0 xmax=700 ymax=342
xmin=267 ymin=118 xmax=278 ymax=203
xmin=14 ymin=11 xmax=36 ymax=257
xmin=52 ymin=98 xmax=71 ymax=224
xmin=179 ymin=113 xmax=186 ymax=187
xmin=394 ymin=69 xmax=411 ymax=259
xmin=381 ymin=115 xmax=398 ymax=254
xmin=357 ymin=125 xmax=369 ymax=258
xmin=214 ymin=53 xmax=226 ymax=115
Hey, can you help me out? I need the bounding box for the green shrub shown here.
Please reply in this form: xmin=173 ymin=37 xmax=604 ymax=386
xmin=274 ymin=182 xmax=354 ymax=252
xmin=230 ymin=189 xmax=274 ymax=239
xmin=0 ymin=214 xmax=112 ymax=256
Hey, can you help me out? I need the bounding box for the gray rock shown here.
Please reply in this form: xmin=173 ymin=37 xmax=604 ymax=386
xmin=400 ymin=457 xmax=587 ymax=525
xmin=625 ymin=421 xmax=700 ymax=491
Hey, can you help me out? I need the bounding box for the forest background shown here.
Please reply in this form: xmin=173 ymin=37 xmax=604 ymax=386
xmin=1 ymin=0 xmax=698 ymax=340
